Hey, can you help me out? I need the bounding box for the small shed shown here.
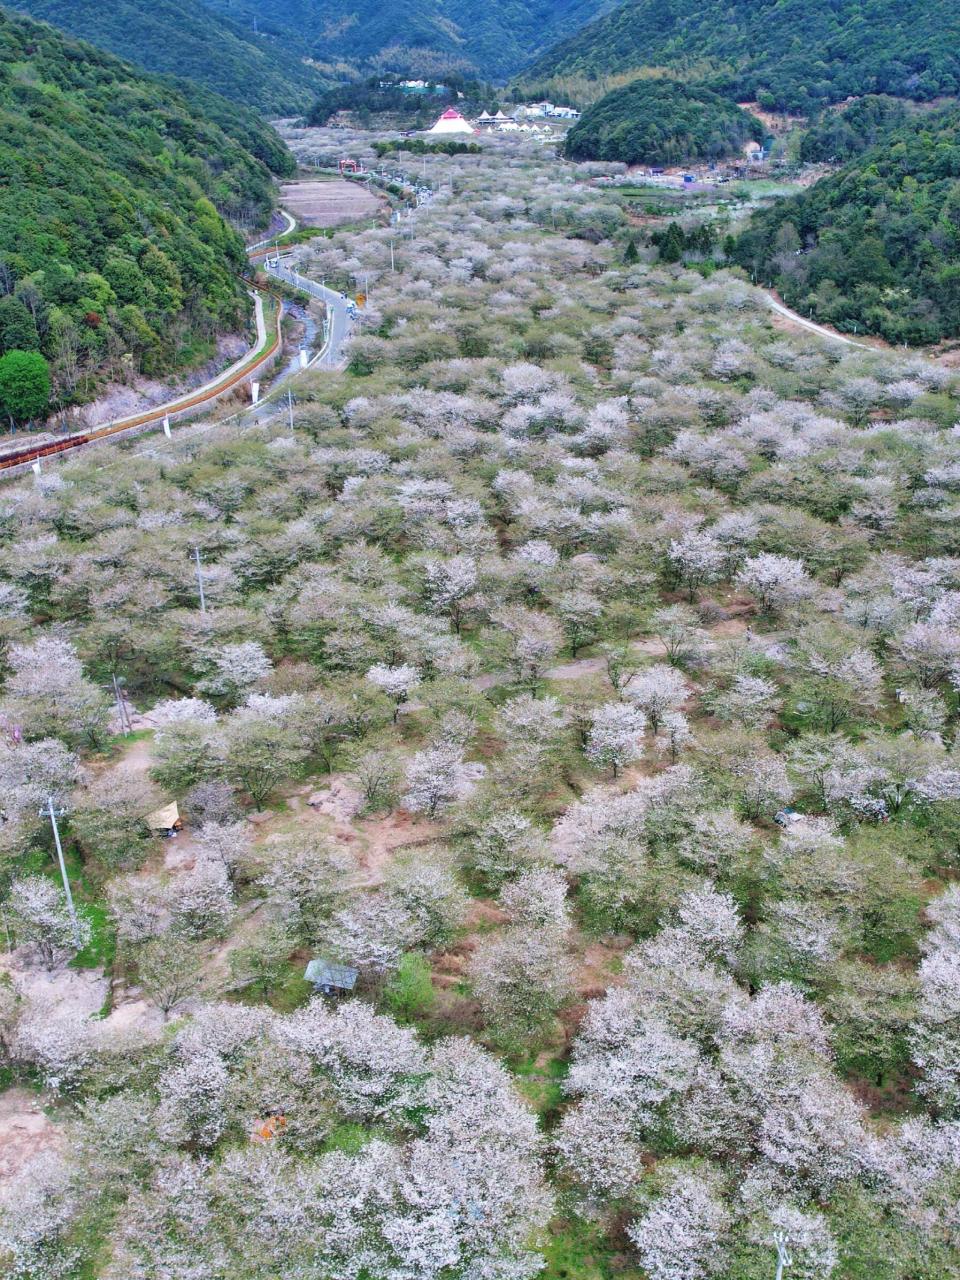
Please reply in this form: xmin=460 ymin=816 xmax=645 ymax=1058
xmin=774 ymin=808 xmax=804 ymax=829
xmin=145 ymin=801 xmax=183 ymax=837
xmin=304 ymin=958 xmax=359 ymax=996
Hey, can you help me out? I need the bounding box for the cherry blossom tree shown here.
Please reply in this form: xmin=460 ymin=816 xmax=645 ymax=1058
xmin=6 ymin=875 xmax=90 ymax=965
xmin=627 ymin=663 xmax=688 ymax=732
xmin=628 ymin=1168 xmax=730 ymax=1280
xmin=366 ymin=663 xmax=422 ymax=721
xmin=2 ymin=636 xmax=111 ymax=746
xmin=585 ymin=701 xmax=646 ymax=776
xmin=736 ymin=554 xmax=814 ymax=615
xmin=668 ymin=531 xmax=725 ymax=598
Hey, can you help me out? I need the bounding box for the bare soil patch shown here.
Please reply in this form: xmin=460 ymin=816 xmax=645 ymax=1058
xmin=0 ymin=1088 xmax=62 ymax=1184
xmin=281 ymin=179 xmax=383 ymax=228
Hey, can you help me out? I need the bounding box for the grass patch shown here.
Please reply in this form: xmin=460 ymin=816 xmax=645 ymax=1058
xmin=540 ymin=1216 xmax=640 ymax=1280
xmin=72 ymin=899 xmax=115 ymax=973
xmin=323 ymin=1121 xmax=374 ymax=1155
xmin=88 ymin=728 xmax=154 ymax=763
xmin=512 ymin=1052 xmax=569 ymax=1121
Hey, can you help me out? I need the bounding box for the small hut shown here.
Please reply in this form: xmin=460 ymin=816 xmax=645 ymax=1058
xmin=304 ymin=958 xmax=359 ymax=996
xmin=145 ymin=801 xmax=183 ymax=838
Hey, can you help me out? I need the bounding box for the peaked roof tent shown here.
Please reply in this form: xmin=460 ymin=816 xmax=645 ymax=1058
xmin=427 ymin=108 xmax=475 ymax=135
xmin=145 ymin=801 xmax=181 ymax=831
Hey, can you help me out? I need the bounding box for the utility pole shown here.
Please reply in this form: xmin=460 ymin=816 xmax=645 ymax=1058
xmin=194 ymin=546 xmax=207 ymax=616
xmin=111 ymin=674 xmax=133 ymax=736
xmin=42 ymin=797 xmax=82 ymax=950
xmin=773 ymin=1231 xmax=792 ymax=1280
xmin=287 ymin=387 xmax=294 ymax=430
xmin=390 ymin=239 xmax=396 ymax=272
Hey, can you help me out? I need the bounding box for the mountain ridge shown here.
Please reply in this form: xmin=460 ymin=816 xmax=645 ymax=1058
xmin=522 ymin=0 xmax=960 ymax=111
xmin=10 ymin=0 xmax=329 ymax=112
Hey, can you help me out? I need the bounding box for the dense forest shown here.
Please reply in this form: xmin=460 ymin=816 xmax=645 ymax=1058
xmin=11 ymin=0 xmax=328 ymax=114
xmin=566 ymin=79 xmax=762 ymax=165
xmin=736 ymin=105 xmax=960 ymax=345
xmin=524 ymin=0 xmax=960 ymax=112
xmin=799 ymin=95 xmax=912 ymax=164
xmin=207 ymin=0 xmax=617 ymax=81
xmin=309 ymin=76 xmax=489 ymax=128
xmin=0 ymin=9 xmax=290 ymax=421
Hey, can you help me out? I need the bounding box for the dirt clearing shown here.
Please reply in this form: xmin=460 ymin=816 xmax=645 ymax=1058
xmin=0 ymin=1089 xmax=63 ymax=1183
xmin=281 ymin=179 xmax=383 ymax=228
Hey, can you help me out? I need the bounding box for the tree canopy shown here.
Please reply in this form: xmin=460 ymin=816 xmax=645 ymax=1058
xmin=565 ymin=78 xmax=762 ymax=165
xmin=736 ymin=104 xmax=960 ymax=344
xmin=206 ymin=0 xmax=615 ymax=81
xmin=0 ymin=9 xmax=292 ymax=410
xmin=523 ymin=0 xmax=960 ymax=112
xmin=11 ymin=0 xmax=328 ymax=113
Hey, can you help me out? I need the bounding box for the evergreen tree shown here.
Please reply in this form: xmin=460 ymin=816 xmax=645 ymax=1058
xmin=0 ymin=350 xmax=50 ymax=427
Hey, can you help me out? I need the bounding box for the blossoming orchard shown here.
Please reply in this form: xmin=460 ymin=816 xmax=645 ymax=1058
xmin=4 ymin=127 xmax=960 ymax=1280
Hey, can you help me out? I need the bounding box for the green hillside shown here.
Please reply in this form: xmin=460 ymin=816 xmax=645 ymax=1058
xmin=799 ymin=95 xmax=912 ymax=164
xmin=11 ymin=0 xmax=328 ymax=113
xmin=207 ymin=0 xmax=617 ymax=81
xmin=0 ymin=8 xmax=289 ymax=418
xmin=566 ymin=78 xmax=762 ymax=165
xmin=735 ymin=105 xmax=960 ymax=345
xmin=523 ymin=0 xmax=960 ymax=112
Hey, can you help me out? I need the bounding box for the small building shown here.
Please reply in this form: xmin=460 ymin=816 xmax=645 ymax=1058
xmin=427 ymin=108 xmax=475 ymax=135
xmin=774 ymin=808 xmax=804 ymax=829
xmin=145 ymin=801 xmax=183 ymax=838
xmin=304 ymin=958 xmax=359 ymax=996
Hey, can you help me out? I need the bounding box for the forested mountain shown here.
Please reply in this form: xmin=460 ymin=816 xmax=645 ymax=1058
xmin=524 ymin=0 xmax=960 ymax=112
xmin=566 ymin=79 xmax=762 ymax=165
xmin=10 ymin=0 xmax=328 ymax=114
xmin=735 ymin=105 xmax=960 ymax=344
xmin=799 ymin=95 xmax=912 ymax=164
xmin=206 ymin=0 xmax=616 ymax=81
xmin=0 ymin=8 xmax=290 ymax=418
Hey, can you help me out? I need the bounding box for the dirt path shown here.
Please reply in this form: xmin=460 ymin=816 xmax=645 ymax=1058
xmin=764 ymin=289 xmax=880 ymax=352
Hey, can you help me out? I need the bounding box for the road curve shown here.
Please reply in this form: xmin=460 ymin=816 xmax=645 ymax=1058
xmin=0 ymin=292 xmax=283 ymax=474
xmin=0 ymin=206 xmax=331 ymax=475
xmin=764 ymin=290 xmax=873 ymax=351
xmin=248 ymin=207 xmax=297 ymax=254
xmin=263 ymin=259 xmax=355 ymax=368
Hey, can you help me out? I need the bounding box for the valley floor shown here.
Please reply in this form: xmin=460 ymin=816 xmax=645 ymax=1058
xmin=2 ymin=131 xmax=960 ymax=1280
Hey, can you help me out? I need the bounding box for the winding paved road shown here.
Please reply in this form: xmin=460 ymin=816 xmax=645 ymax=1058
xmin=0 ymin=204 xmax=354 ymax=474
xmin=263 ymin=259 xmax=354 ymax=368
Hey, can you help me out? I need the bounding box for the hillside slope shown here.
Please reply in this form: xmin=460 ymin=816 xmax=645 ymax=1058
xmin=566 ymin=78 xmax=762 ymax=164
xmin=207 ymin=0 xmax=616 ymax=80
xmin=524 ymin=0 xmax=960 ymax=111
xmin=11 ymin=0 xmax=328 ymax=113
xmin=0 ymin=8 xmax=288 ymax=416
xmin=735 ymin=105 xmax=960 ymax=345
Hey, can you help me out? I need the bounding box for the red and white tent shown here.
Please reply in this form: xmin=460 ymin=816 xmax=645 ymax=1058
xmin=427 ymin=108 xmax=475 ymax=135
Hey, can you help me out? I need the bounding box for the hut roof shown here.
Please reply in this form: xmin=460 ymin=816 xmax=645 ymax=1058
xmin=304 ymin=959 xmax=359 ymax=990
